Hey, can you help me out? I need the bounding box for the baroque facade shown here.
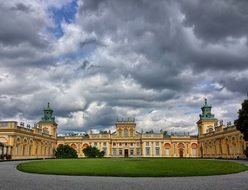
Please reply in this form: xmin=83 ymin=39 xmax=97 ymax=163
xmin=197 ymin=99 xmax=246 ymax=159
xmin=0 ymin=100 xmax=247 ymax=159
xmin=57 ymin=120 xmax=198 ymax=158
xmin=0 ymin=103 xmax=57 ymax=159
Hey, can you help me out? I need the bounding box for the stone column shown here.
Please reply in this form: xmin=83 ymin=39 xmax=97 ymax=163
xmin=151 ymin=142 xmax=154 ymax=157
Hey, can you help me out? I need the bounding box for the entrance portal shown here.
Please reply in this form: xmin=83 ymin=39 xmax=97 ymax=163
xmin=124 ymin=149 xmax=128 ymax=158
xmin=179 ymin=148 xmax=183 ymax=158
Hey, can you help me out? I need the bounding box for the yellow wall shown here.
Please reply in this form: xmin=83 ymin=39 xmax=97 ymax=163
xmin=0 ymin=121 xmax=56 ymax=159
xmin=197 ymin=121 xmax=246 ymax=159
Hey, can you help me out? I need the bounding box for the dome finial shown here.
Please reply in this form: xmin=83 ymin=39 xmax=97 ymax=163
xmin=204 ymin=98 xmax=207 ymax=106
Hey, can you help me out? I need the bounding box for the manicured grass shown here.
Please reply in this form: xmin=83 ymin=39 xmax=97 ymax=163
xmin=17 ymin=158 xmax=248 ymax=177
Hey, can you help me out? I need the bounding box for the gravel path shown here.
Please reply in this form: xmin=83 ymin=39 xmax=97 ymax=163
xmin=0 ymin=160 xmax=247 ymax=190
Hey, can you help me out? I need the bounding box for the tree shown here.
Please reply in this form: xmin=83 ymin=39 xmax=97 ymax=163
xmin=83 ymin=146 xmax=105 ymax=158
xmin=235 ymin=99 xmax=248 ymax=141
xmin=55 ymin=144 xmax=78 ymax=159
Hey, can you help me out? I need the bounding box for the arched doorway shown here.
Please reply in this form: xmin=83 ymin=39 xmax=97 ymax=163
xmin=71 ymin=143 xmax=77 ymax=149
xmin=124 ymin=149 xmax=128 ymax=157
xmin=164 ymin=143 xmax=171 ymax=157
xmin=82 ymin=144 xmax=89 ymax=157
xmin=178 ymin=143 xmax=184 ymax=158
xmin=179 ymin=148 xmax=183 ymax=158
xmin=82 ymin=143 xmax=89 ymax=148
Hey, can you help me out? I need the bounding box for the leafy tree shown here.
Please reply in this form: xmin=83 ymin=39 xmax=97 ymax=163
xmin=83 ymin=146 xmax=105 ymax=158
xmin=55 ymin=144 xmax=78 ymax=159
xmin=235 ymin=99 xmax=248 ymax=141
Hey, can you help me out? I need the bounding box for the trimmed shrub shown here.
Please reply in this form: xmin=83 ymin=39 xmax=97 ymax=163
xmin=55 ymin=144 xmax=78 ymax=159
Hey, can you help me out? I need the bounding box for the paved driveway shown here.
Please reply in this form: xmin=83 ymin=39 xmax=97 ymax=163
xmin=0 ymin=160 xmax=248 ymax=190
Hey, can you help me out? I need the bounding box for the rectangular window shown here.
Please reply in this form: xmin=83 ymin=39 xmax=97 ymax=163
xmin=146 ymin=142 xmax=149 ymax=146
xmin=130 ymin=149 xmax=134 ymax=156
xmin=119 ymin=149 xmax=122 ymax=156
xmin=94 ymin=142 xmax=97 ymax=146
xmin=113 ymin=148 xmax=116 ymax=156
xmin=136 ymin=148 xmax=140 ymax=156
xmin=119 ymin=143 xmax=122 ymax=146
xmin=124 ymin=129 xmax=128 ymax=137
xmin=103 ymin=142 xmax=107 ymax=146
xmin=125 ymin=143 xmax=128 ymax=146
xmin=130 ymin=130 xmax=134 ymax=137
xmin=155 ymin=142 xmax=159 ymax=146
xmin=146 ymin=147 xmax=150 ymax=156
xmin=130 ymin=143 xmax=133 ymax=146
xmin=113 ymin=143 xmax=116 ymax=146
xmin=155 ymin=147 xmax=160 ymax=156
xmin=136 ymin=142 xmax=140 ymax=146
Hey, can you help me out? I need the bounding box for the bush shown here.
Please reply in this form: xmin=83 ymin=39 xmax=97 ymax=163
xmin=83 ymin=146 xmax=105 ymax=158
xmin=55 ymin=144 xmax=78 ymax=159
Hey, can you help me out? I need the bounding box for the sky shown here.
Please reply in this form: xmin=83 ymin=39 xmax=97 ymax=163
xmin=0 ymin=0 xmax=248 ymax=135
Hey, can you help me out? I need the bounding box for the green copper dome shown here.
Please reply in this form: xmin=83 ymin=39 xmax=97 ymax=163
xmin=41 ymin=102 xmax=55 ymax=122
xmin=199 ymin=99 xmax=217 ymax=120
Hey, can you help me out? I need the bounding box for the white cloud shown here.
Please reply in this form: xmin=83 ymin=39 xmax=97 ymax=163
xmin=0 ymin=0 xmax=247 ymax=134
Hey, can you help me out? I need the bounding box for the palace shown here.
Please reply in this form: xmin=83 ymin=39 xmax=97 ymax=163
xmin=0 ymin=99 xmax=247 ymax=159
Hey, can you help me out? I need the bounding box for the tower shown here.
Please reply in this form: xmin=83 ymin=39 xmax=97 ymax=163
xmin=197 ymin=99 xmax=218 ymax=137
xmin=115 ymin=118 xmax=136 ymax=138
xmin=38 ymin=102 xmax=57 ymax=138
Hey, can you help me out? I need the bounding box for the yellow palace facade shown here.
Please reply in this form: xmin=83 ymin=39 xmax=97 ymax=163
xmin=0 ymin=103 xmax=57 ymax=160
xmin=57 ymin=120 xmax=198 ymax=158
xmin=0 ymin=100 xmax=247 ymax=160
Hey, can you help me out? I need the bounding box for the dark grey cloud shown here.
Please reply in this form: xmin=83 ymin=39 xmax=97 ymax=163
xmin=0 ymin=3 xmax=48 ymax=48
xmin=180 ymin=0 xmax=248 ymax=42
xmin=0 ymin=0 xmax=247 ymax=134
xmin=11 ymin=3 xmax=31 ymax=12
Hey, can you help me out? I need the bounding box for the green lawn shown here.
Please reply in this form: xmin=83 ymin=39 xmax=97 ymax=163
xmin=16 ymin=158 xmax=248 ymax=177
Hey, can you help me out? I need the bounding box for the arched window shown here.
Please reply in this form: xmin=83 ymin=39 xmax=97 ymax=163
xmin=71 ymin=143 xmax=77 ymax=149
xmin=82 ymin=143 xmax=89 ymax=152
xmin=178 ymin=143 xmax=184 ymax=149
xmin=164 ymin=143 xmax=171 ymax=157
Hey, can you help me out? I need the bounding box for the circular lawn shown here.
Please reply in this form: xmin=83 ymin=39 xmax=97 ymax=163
xmin=17 ymin=158 xmax=248 ymax=177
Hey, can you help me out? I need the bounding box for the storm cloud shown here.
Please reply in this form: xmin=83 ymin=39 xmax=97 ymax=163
xmin=0 ymin=0 xmax=247 ymax=134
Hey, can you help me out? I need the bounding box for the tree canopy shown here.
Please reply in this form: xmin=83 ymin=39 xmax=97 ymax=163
xmin=55 ymin=144 xmax=78 ymax=159
xmin=83 ymin=146 xmax=105 ymax=158
xmin=235 ymin=99 xmax=248 ymax=141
